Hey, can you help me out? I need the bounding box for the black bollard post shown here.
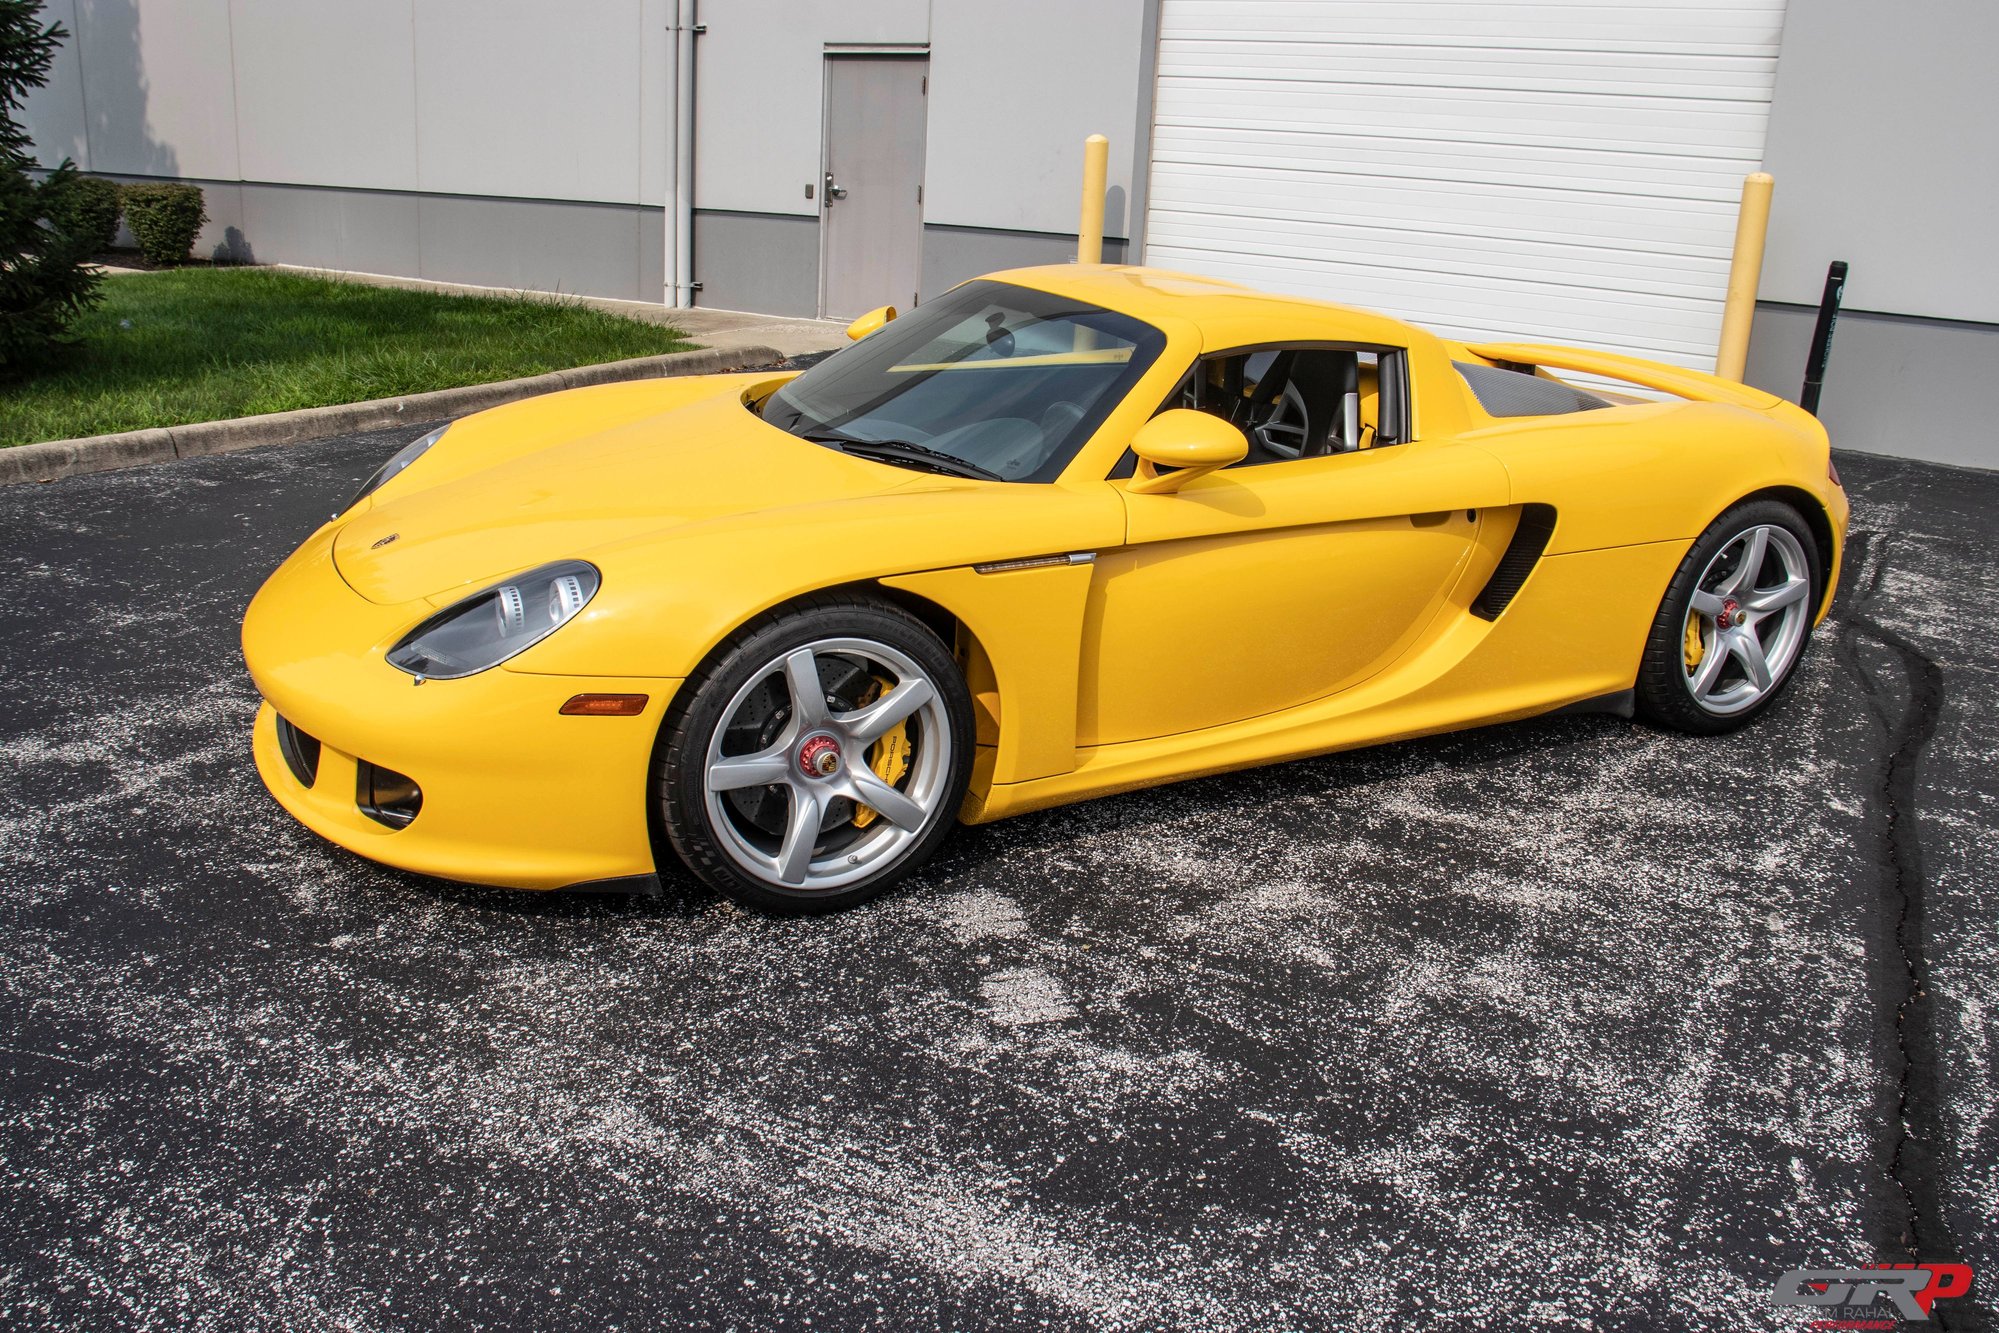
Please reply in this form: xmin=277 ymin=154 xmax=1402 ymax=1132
xmin=1800 ymin=260 xmax=1848 ymax=417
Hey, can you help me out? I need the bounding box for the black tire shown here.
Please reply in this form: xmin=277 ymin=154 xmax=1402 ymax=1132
xmin=1635 ymin=498 xmax=1824 ymax=735
xmin=655 ymin=593 xmax=974 ymax=914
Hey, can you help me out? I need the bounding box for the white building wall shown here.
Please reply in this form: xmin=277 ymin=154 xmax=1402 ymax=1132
xmin=22 ymin=0 xmax=88 ymax=168
xmin=411 ymin=0 xmax=655 ymax=205
xmin=693 ymin=0 xmax=931 ymax=220
xmin=1742 ymin=0 xmax=1999 ymax=467
xmin=925 ymin=0 xmax=1145 ymax=239
xmin=73 ymin=0 xmax=241 ymax=180
xmin=685 ymin=0 xmax=1148 ymax=313
xmin=228 ymin=0 xmax=419 ymax=193
xmin=1756 ymin=0 xmax=1999 ymax=323
xmin=23 ymin=0 xmax=665 ymax=207
xmin=15 ymin=0 xmax=1142 ymax=313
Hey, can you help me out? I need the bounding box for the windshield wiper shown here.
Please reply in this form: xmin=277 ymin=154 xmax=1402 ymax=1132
xmin=799 ymin=432 xmax=1002 ymax=482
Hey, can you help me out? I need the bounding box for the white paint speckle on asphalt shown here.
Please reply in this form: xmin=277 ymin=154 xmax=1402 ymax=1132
xmin=0 ymin=438 xmax=1993 ymax=1330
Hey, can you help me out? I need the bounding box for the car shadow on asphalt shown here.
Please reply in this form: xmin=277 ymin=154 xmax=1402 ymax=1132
xmin=345 ymin=706 xmax=1635 ymax=927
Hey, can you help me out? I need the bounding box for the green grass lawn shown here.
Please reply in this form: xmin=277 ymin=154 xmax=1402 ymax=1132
xmin=2 ymin=267 xmax=695 ymax=447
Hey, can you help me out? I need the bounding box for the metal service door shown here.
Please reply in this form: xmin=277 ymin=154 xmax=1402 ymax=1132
xmin=819 ymin=54 xmax=929 ymax=320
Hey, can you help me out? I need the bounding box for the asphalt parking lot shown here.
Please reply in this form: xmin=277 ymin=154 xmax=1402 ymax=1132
xmin=2 ymin=422 xmax=1995 ymax=1332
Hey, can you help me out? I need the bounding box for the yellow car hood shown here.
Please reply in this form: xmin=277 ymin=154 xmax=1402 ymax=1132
xmin=332 ymin=380 xmax=928 ymax=605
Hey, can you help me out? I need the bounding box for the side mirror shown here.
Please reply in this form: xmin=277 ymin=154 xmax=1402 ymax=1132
xmin=845 ymin=305 xmax=898 ymax=341
xmin=1126 ymin=409 xmax=1247 ymax=495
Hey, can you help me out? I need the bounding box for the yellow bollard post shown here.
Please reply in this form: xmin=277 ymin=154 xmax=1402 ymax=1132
xmin=1715 ymin=172 xmax=1774 ymax=382
xmin=1077 ymin=134 xmax=1109 ymax=265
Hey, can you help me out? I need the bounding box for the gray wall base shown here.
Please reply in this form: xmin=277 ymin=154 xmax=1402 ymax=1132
xmin=1745 ymin=303 xmax=1999 ymax=470
xmin=97 ymin=175 xmax=666 ymax=304
xmin=691 ymin=212 xmax=1131 ymax=318
xmin=94 ymin=178 xmax=1139 ymax=324
xmin=692 ymin=210 xmax=820 ymax=317
xmin=922 ymin=224 xmax=1128 ymax=303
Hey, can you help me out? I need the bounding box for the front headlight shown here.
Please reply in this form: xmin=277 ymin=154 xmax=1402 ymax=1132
xmin=386 ymin=561 xmax=600 ymax=680
xmin=344 ymin=425 xmax=448 ymax=514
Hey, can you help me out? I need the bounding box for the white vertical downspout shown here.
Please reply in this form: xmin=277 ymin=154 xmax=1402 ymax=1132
xmin=660 ymin=2 xmax=679 ymax=307
xmin=663 ymin=0 xmax=697 ymax=308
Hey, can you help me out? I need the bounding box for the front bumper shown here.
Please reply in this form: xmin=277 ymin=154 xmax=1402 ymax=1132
xmin=245 ymin=528 xmax=677 ymax=891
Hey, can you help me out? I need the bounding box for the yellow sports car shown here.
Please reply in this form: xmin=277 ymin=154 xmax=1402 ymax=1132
xmin=244 ymin=265 xmax=1847 ymax=912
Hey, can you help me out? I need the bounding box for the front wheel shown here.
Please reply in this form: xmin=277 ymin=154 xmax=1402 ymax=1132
xmin=656 ymin=596 xmax=973 ymax=913
xmin=1635 ymin=499 xmax=1823 ymax=735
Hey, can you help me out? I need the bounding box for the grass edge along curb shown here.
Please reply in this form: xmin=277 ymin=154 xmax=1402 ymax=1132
xmin=0 ymin=344 xmax=783 ymax=486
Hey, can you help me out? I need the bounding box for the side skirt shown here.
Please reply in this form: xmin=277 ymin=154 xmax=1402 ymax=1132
xmin=1548 ymin=688 xmax=1636 ymax=719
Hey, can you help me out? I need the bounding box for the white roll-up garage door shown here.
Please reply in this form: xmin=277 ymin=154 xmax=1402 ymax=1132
xmin=1143 ymin=0 xmax=1788 ymax=370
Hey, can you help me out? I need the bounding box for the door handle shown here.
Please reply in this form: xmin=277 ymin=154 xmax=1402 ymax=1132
xmin=824 ymin=171 xmax=847 ymax=201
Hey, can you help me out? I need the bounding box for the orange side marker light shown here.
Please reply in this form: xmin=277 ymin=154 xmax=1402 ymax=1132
xmin=559 ymin=693 xmax=649 ymax=717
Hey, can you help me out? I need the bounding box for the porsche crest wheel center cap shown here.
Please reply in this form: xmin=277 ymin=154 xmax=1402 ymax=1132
xmin=797 ymin=734 xmax=843 ymax=779
xmin=1719 ymin=595 xmax=1745 ymax=627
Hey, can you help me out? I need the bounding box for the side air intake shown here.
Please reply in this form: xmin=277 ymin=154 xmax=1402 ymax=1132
xmin=1472 ymin=504 xmax=1557 ymax=621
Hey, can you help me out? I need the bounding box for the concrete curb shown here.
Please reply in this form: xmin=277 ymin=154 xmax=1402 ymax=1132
xmin=1 ymin=344 xmax=785 ymax=487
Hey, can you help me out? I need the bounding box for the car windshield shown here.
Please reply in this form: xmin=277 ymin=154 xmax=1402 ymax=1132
xmin=759 ymin=281 xmax=1167 ymax=483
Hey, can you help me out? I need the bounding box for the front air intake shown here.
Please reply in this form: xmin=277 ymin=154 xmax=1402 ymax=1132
xmin=357 ymin=760 xmax=423 ymax=829
xmin=1472 ymin=505 xmax=1557 ymax=621
xmin=274 ymin=714 xmax=322 ymax=788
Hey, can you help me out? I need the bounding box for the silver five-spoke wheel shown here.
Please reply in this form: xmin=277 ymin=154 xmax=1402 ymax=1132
xmin=1681 ymin=523 xmax=1813 ymax=716
xmin=701 ymin=637 xmax=953 ymax=892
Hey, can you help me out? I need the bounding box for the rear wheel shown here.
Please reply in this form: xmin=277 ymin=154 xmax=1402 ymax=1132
xmin=1636 ymin=500 xmax=1822 ymax=734
xmin=656 ymin=596 xmax=973 ymax=913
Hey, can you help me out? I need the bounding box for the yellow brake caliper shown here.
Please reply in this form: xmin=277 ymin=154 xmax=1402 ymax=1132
xmin=1684 ymin=613 xmax=1706 ymax=668
xmin=852 ymin=675 xmax=912 ymax=829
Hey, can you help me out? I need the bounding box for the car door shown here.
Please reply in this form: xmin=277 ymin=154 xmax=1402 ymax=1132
xmin=1078 ymin=356 xmax=1510 ymax=747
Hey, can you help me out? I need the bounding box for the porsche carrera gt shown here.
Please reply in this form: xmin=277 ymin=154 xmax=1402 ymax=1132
xmin=244 ymin=265 xmax=1847 ymax=911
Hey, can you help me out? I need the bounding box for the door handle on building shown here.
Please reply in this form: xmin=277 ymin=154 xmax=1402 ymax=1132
xmin=824 ymin=171 xmax=847 ymax=201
